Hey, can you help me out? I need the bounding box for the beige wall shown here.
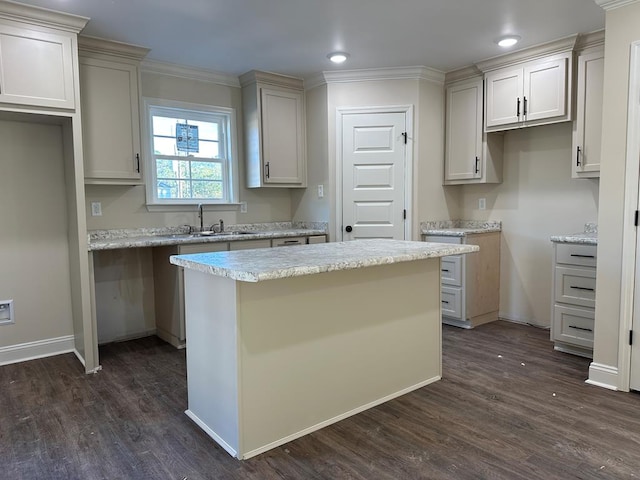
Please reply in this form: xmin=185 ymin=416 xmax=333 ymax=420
xmin=320 ymin=77 xmax=455 ymax=240
xmin=0 ymin=120 xmax=74 ymax=347
xmin=292 ymin=84 xmax=330 ymax=227
xmin=459 ymin=123 xmax=599 ymax=326
xmin=84 ymin=71 xmax=292 ymax=231
xmin=592 ymin=2 xmax=640 ymax=377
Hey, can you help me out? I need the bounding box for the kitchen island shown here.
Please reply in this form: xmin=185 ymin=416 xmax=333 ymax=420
xmin=170 ymin=239 xmax=479 ymax=459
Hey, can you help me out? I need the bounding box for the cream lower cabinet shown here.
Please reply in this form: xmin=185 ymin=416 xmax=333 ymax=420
xmin=424 ymin=232 xmax=500 ymax=328
xmin=153 ymin=242 xmax=229 ymax=348
xmin=551 ymin=243 xmax=597 ymax=357
xmin=0 ymin=21 xmax=77 ymax=110
xmin=444 ymin=77 xmax=503 ymax=185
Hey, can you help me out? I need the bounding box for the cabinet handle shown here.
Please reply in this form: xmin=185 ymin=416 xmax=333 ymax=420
xmin=576 ymin=146 xmax=582 ymax=167
xmin=441 ymin=300 xmax=450 ymax=304
xmin=474 ymin=156 xmax=480 ymax=174
xmin=570 ymin=254 xmax=595 ymax=259
xmin=136 ymin=153 xmax=140 ymax=173
xmin=516 ymin=97 xmax=521 ymax=117
xmin=441 ymin=269 xmax=450 ymax=272
xmin=265 ymin=161 xmax=270 ymax=179
xmin=569 ymin=325 xmax=593 ymax=333
xmin=523 ymin=96 xmax=527 ymax=116
xmin=281 ymin=240 xmax=301 ymax=245
xmin=570 ymin=286 xmax=595 ymax=292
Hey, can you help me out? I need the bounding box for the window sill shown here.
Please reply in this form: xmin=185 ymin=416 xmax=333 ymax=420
xmin=146 ymin=203 xmax=243 ymax=213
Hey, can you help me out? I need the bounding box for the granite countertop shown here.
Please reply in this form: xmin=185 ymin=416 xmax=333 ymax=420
xmin=170 ymin=239 xmax=479 ymax=283
xmin=550 ymin=223 xmax=598 ymax=245
xmin=421 ymin=220 xmax=502 ymax=237
xmin=88 ymin=222 xmax=327 ymax=251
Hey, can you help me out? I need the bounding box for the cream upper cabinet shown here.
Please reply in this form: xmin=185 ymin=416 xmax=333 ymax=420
xmin=485 ymin=54 xmax=571 ymax=131
xmin=241 ymin=70 xmax=307 ymax=188
xmin=572 ymin=49 xmax=604 ymax=179
xmin=79 ymin=37 xmax=149 ymax=184
xmin=444 ymin=78 xmax=503 ymax=185
xmin=0 ymin=22 xmax=76 ymax=110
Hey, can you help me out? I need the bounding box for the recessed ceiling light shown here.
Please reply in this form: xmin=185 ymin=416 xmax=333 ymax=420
xmin=327 ymin=52 xmax=349 ymax=64
xmin=496 ymin=35 xmax=521 ymax=48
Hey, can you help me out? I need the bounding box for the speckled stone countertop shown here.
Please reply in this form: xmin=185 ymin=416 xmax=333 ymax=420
xmin=550 ymin=223 xmax=598 ymax=245
xmin=170 ymin=239 xmax=479 ymax=283
xmin=88 ymin=222 xmax=327 ymax=251
xmin=421 ymin=220 xmax=502 ymax=237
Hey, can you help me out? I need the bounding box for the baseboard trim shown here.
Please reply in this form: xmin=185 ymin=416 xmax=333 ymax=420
xmin=586 ymin=362 xmax=619 ymax=390
xmin=0 ymin=335 xmax=75 ymax=366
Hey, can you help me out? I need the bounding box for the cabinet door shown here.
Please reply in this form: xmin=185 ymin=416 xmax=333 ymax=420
xmin=260 ymin=87 xmax=306 ymax=185
xmin=0 ymin=24 xmax=75 ymax=109
xmin=523 ymin=58 xmax=567 ymax=123
xmin=445 ymin=81 xmax=483 ymax=181
xmin=573 ymin=51 xmax=604 ymax=178
xmin=229 ymin=239 xmax=271 ymax=250
xmin=80 ymin=57 xmax=142 ymax=183
xmin=485 ymin=67 xmax=522 ymax=128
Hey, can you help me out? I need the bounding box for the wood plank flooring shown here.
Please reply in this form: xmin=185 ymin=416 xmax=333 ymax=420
xmin=2 ymin=321 xmax=640 ymax=479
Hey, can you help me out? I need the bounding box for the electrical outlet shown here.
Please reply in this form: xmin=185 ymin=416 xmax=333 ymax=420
xmin=240 ymin=201 xmax=247 ymax=213
xmin=478 ymin=198 xmax=486 ymax=210
xmin=0 ymin=300 xmax=14 ymax=326
xmin=317 ymin=184 xmax=324 ymax=198
xmin=91 ymin=201 xmax=102 ymax=216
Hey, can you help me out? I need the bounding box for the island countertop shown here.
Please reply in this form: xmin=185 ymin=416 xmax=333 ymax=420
xmin=170 ymin=239 xmax=479 ymax=282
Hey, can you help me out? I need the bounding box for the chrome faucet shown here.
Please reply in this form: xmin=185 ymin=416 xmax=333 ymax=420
xmin=197 ymin=203 xmax=204 ymax=232
xmin=210 ymin=219 xmax=224 ymax=233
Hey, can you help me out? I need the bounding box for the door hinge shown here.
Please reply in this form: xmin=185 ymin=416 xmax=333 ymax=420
xmin=635 ymin=210 xmax=639 ymax=227
xmin=402 ymin=132 xmax=408 ymax=144
xmin=630 ymin=330 xmax=634 ymax=346
xmin=403 ymin=209 xmax=407 ymax=220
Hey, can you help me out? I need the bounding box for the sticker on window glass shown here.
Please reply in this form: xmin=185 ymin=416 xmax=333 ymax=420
xmin=176 ymin=123 xmax=199 ymax=153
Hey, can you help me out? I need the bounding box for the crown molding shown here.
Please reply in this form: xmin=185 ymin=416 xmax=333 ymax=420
xmin=141 ymin=60 xmax=240 ymax=88
xmin=476 ymin=34 xmax=578 ymax=72
xmin=79 ymin=35 xmax=150 ymax=61
xmin=575 ymin=30 xmax=605 ymax=52
xmin=239 ymin=70 xmax=304 ymax=90
xmin=321 ymin=66 xmax=445 ymax=86
xmin=0 ymin=0 xmax=88 ymax=33
xmin=595 ymin=0 xmax=640 ymax=10
xmin=444 ymin=65 xmax=482 ymax=85
xmin=303 ymin=72 xmax=328 ymax=91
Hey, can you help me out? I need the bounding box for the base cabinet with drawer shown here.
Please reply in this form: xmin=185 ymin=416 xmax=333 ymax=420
xmin=424 ymin=232 xmax=500 ymax=328
xmin=551 ymin=242 xmax=597 ymax=357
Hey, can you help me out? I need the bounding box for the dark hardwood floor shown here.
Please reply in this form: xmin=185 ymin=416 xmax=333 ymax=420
xmin=2 ymin=321 xmax=640 ymax=479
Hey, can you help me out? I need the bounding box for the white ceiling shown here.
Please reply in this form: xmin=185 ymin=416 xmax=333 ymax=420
xmin=15 ymin=0 xmax=605 ymax=79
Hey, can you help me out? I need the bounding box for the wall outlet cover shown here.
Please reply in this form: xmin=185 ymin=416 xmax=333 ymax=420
xmin=91 ymin=202 xmax=102 ymax=216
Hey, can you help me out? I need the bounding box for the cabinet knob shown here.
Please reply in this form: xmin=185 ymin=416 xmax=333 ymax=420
xmin=345 ymin=225 xmax=353 ymax=233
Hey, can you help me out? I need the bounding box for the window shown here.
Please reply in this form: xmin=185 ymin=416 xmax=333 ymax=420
xmin=144 ymin=98 xmax=238 ymax=206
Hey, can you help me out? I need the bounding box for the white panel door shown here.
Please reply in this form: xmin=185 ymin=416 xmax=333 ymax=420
xmin=524 ymin=58 xmax=567 ymax=122
xmin=342 ymin=112 xmax=406 ymax=240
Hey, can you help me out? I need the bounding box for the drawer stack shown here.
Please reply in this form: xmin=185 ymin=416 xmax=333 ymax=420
xmin=551 ymin=243 xmax=597 ymax=357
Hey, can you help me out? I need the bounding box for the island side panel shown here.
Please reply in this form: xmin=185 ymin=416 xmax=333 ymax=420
xmin=236 ymin=258 xmax=442 ymax=458
xmin=183 ymin=270 xmax=240 ymax=457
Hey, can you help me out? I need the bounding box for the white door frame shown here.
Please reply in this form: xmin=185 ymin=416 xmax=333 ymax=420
xmin=335 ymin=105 xmax=414 ymax=242
xmin=616 ymin=40 xmax=640 ymax=391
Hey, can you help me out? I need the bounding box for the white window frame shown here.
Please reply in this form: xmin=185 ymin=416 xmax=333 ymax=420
xmin=142 ymin=97 xmax=239 ymax=208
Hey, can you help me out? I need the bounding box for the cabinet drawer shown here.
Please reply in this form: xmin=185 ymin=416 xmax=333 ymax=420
xmin=555 ymin=243 xmax=597 ymax=267
xmin=272 ymin=237 xmax=306 ymax=247
xmin=554 ymin=266 xmax=596 ymax=308
xmin=441 ymin=255 xmax=462 ymax=286
xmin=441 ymin=286 xmax=463 ymax=320
xmin=424 ymin=235 xmax=463 ymax=245
xmin=179 ymin=242 xmax=228 ymax=255
xmin=553 ymin=305 xmax=594 ymax=349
